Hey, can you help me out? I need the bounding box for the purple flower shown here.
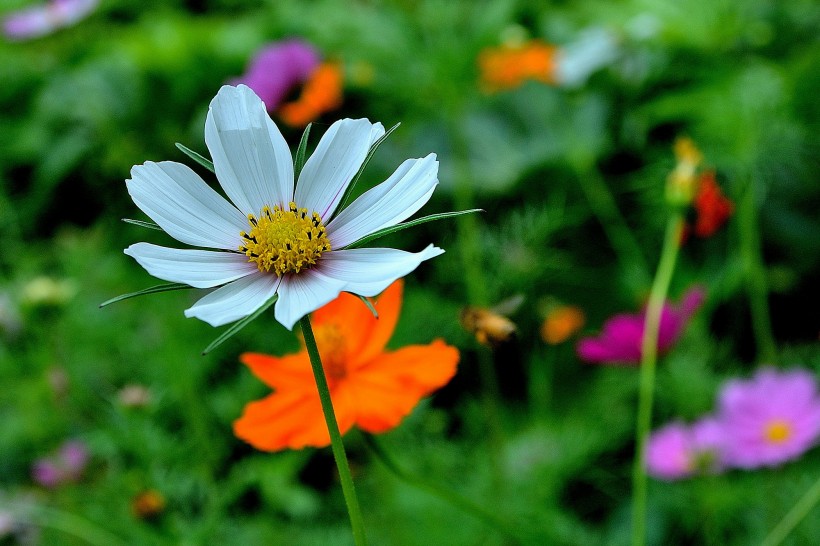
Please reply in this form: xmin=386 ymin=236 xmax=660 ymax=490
xmin=646 ymin=417 xmax=725 ymax=480
xmin=2 ymin=0 xmax=98 ymax=41
xmin=31 ymin=439 xmax=89 ymax=488
xmin=58 ymin=440 xmax=89 ymax=476
xmin=31 ymin=459 xmax=64 ymax=488
xmin=229 ymin=40 xmax=320 ymax=112
xmin=718 ymin=367 xmax=820 ymax=469
xmin=576 ymin=286 xmax=704 ymax=365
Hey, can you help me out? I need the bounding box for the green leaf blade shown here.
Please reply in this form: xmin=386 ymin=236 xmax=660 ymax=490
xmin=343 ymin=209 xmax=482 ymax=249
xmin=294 ymin=123 xmax=313 ymax=180
xmin=176 ymin=143 xmax=215 ymax=173
xmin=202 ymin=295 xmax=279 ymax=355
xmin=356 ymin=294 xmax=379 ymax=318
xmin=337 ymin=122 xmax=401 ymax=212
xmin=122 ymin=218 xmax=163 ymax=231
xmin=100 ymin=283 xmax=191 ymax=308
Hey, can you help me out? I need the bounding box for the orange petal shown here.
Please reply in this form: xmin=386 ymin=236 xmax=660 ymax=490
xmin=240 ymin=352 xmax=313 ymax=390
xmin=311 ymin=291 xmax=376 ymax=359
xmin=312 ymin=280 xmax=403 ymax=367
xmin=354 ymin=280 xmax=403 ymax=365
xmin=233 ymin=385 xmax=357 ymax=451
xmin=348 ymin=340 xmax=459 ymax=434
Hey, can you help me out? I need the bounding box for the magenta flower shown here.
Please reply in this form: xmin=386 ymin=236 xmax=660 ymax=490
xmin=2 ymin=0 xmax=98 ymax=41
xmin=576 ymin=287 xmax=704 ymax=365
xmin=31 ymin=439 xmax=89 ymax=488
xmin=646 ymin=417 xmax=724 ymax=480
xmin=229 ymin=40 xmax=321 ymax=112
xmin=718 ymin=367 xmax=820 ymax=469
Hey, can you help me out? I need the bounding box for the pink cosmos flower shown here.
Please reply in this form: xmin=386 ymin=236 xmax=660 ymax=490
xmin=718 ymin=367 xmax=820 ymax=469
xmin=2 ymin=0 xmax=98 ymax=41
xmin=229 ymin=40 xmax=321 ymax=112
xmin=31 ymin=440 xmax=89 ymax=488
xmin=646 ymin=417 xmax=725 ymax=480
xmin=576 ymin=287 xmax=704 ymax=365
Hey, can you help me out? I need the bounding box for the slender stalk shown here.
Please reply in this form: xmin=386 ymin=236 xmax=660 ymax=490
xmin=529 ymin=345 xmax=554 ymax=416
xmin=631 ymin=213 xmax=685 ymax=546
xmin=299 ymin=315 xmax=367 ymax=546
xmin=449 ymin=117 xmax=505 ymax=480
xmin=761 ymin=474 xmax=820 ymax=546
xmin=737 ymin=176 xmax=777 ymax=363
xmin=364 ymin=435 xmax=522 ymax=544
xmin=571 ymin=157 xmax=652 ymax=292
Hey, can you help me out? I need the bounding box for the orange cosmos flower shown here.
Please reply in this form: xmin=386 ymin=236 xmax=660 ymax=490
xmin=541 ymin=305 xmax=585 ymax=345
xmin=692 ymin=170 xmax=734 ymax=237
xmin=279 ymin=61 xmax=344 ymax=127
xmin=234 ymin=280 xmax=459 ymax=451
xmin=478 ymin=40 xmax=557 ymax=92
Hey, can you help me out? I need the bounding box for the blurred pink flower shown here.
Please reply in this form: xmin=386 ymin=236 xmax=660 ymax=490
xmin=2 ymin=0 xmax=98 ymax=41
xmin=646 ymin=418 xmax=724 ymax=480
xmin=718 ymin=367 xmax=820 ymax=469
xmin=230 ymin=40 xmax=321 ymax=112
xmin=576 ymin=287 xmax=704 ymax=365
xmin=31 ymin=439 xmax=89 ymax=488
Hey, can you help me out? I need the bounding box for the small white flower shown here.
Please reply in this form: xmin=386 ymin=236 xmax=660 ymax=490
xmin=124 ymin=84 xmax=443 ymax=330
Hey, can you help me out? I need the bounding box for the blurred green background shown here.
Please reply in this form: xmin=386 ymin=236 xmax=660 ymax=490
xmin=1 ymin=0 xmax=818 ymax=544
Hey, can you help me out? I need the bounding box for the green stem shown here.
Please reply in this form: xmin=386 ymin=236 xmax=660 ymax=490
xmin=300 ymin=315 xmax=367 ymax=546
xmin=529 ymin=345 xmax=554 ymax=416
xmin=449 ymin=117 xmax=505 ymax=480
xmin=761 ymin=474 xmax=820 ymax=546
xmin=737 ymin=176 xmax=777 ymax=363
xmin=631 ymin=213 xmax=685 ymax=546
xmin=572 ymin=157 xmax=652 ymax=292
xmin=364 ymin=435 xmax=522 ymax=544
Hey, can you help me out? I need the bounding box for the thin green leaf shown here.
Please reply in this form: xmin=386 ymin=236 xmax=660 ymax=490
xmin=294 ymin=123 xmax=312 ymax=180
xmin=201 ymin=295 xmax=278 ymax=355
xmin=337 ymin=122 xmax=401 ymax=212
xmin=122 ymin=218 xmax=162 ymax=231
xmin=99 ymin=283 xmax=191 ymax=308
xmin=175 ymin=143 xmax=215 ymax=173
xmin=344 ymin=209 xmax=483 ymax=249
xmin=356 ymin=294 xmax=379 ymax=318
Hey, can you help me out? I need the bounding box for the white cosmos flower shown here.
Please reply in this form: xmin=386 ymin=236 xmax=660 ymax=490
xmin=124 ymin=84 xmax=443 ymax=330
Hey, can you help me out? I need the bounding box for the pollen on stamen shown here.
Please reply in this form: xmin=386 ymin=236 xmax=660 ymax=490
xmin=239 ymin=201 xmax=331 ymax=276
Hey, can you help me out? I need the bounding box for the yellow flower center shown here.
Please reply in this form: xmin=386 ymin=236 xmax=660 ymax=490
xmin=239 ymin=202 xmax=331 ymax=276
xmin=764 ymin=420 xmax=792 ymax=444
xmin=315 ymin=324 xmax=347 ymax=381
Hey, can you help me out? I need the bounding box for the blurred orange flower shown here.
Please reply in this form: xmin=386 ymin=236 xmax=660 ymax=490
xmin=132 ymin=489 xmax=165 ymax=519
xmin=234 ymin=280 xmax=459 ymax=451
xmin=541 ymin=305 xmax=585 ymax=345
xmin=279 ymin=62 xmax=344 ymax=127
xmin=692 ymin=170 xmax=734 ymax=237
xmin=478 ymin=40 xmax=557 ymax=92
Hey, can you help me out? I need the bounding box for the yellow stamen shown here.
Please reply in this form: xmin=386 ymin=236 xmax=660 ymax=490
xmin=239 ymin=202 xmax=331 ymax=276
xmin=764 ymin=420 xmax=792 ymax=444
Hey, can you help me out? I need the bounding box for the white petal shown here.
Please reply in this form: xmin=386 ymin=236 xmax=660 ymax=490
xmin=205 ymin=84 xmax=294 ymax=216
xmin=326 ymin=154 xmax=438 ymax=248
xmin=369 ymin=122 xmax=386 ymax=143
xmin=184 ymin=274 xmax=281 ymax=327
xmin=294 ymin=118 xmax=383 ymax=220
xmin=273 ymin=270 xmax=347 ymax=330
xmin=124 ymin=242 xmax=258 ymax=288
xmin=318 ymin=245 xmax=444 ymax=296
xmin=127 ymin=161 xmax=247 ymax=250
